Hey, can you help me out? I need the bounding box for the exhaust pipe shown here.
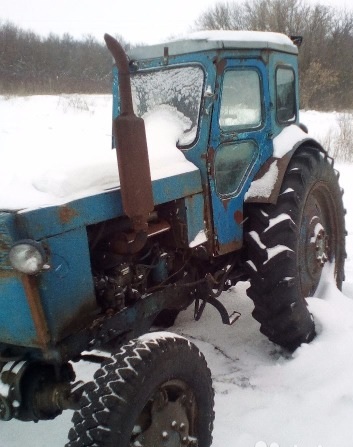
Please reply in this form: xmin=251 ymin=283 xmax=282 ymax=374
xmin=104 ymin=34 xmax=154 ymax=236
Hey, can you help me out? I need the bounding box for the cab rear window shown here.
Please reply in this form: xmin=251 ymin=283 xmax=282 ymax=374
xmin=276 ymin=67 xmax=296 ymax=123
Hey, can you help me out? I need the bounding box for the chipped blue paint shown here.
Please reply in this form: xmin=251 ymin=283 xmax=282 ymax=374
xmin=17 ymin=169 xmax=202 ymax=240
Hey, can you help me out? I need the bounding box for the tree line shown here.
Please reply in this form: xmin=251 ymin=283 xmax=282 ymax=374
xmin=0 ymin=22 xmax=131 ymax=95
xmin=194 ymin=0 xmax=353 ymax=110
xmin=1 ymin=0 xmax=353 ymax=110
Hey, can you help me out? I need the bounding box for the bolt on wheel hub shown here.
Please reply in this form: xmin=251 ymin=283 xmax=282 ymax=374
xmin=314 ymin=227 xmax=329 ymax=267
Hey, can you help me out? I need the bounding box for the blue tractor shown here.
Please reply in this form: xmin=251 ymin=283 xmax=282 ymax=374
xmin=0 ymin=31 xmax=345 ymax=446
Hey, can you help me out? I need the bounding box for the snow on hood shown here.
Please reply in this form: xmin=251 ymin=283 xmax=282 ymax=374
xmin=0 ymin=96 xmax=197 ymax=211
xmin=142 ymin=105 xmax=197 ymax=179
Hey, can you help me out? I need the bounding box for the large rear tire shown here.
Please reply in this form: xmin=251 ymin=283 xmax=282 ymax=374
xmin=66 ymin=333 xmax=214 ymax=447
xmin=245 ymin=147 xmax=346 ymax=350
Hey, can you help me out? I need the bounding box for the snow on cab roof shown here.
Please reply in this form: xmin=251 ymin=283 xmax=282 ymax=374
xmin=128 ymin=30 xmax=298 ymax=60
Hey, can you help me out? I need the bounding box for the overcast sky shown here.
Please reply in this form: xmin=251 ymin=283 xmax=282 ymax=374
xmin=1 ymin=0 xmax=352 ymax=45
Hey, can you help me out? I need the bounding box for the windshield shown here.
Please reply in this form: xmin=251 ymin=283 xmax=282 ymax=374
xmin=130 ymin=65 xmax=204 ymax=146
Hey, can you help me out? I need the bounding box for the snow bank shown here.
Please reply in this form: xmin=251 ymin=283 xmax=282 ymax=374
xmin=300 ymin=110 xmax=341 ymax=145
xmin=172 ymin=262 xmax=353 ymax=447
xmin=0 ymin=95 xmax=196 ymax=211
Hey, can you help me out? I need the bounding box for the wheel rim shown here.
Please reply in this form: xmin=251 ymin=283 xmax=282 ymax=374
xmin=299 ymin=181 xmax=338 ymax=297
xmin=131 ymin=380 xmax=198 ymax=447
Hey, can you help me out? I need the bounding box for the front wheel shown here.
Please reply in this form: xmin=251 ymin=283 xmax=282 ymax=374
xmin=245 ymin=147 xmax=346 ymax=350
xmin=66 ymin=333 xmax=214 ymax=447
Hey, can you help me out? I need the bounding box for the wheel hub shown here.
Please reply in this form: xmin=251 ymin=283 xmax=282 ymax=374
xmin=301 ymin=207 xmax=331 ymax=296
xmin=132 ymin=381 xmax=198 ymax=447
xmin=314 ymin=227 xmax=329 ymax=267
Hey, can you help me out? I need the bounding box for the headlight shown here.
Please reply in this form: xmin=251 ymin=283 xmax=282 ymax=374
xmin=9 ymin=240 xmax=48 ymax=275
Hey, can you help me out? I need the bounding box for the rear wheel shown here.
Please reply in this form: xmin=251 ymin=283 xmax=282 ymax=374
xmin=245 ymin=147 xmax=346 ymax=350
xmin=66 ymin=333 xmax=214 ymax=447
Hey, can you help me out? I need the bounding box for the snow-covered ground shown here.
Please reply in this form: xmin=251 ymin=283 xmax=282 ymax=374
xmin=0 ymin=95 xmax=352 ymax=447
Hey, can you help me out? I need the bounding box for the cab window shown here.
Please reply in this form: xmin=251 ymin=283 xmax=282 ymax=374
xmin=219 ymin=70 xmax=262 ymax=130
xmin=276 ymin=67 xmax=296 ymax=123
xmin=215 ymin=141 xmax=258 ymax=196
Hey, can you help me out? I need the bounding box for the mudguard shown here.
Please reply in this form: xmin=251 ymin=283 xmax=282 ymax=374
xmin=245 ymin=125 xmax=327 ymax=205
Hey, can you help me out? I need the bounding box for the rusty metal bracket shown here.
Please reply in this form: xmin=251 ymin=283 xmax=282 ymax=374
xmin=193 ymin=263 xmax=241 ymax=325
xmin=22 ymin=275 xmax=50 ymax=351
xmin=194 ymin=296 xmax=241 ymax=325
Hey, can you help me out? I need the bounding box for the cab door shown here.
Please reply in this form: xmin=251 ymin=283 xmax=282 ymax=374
xmin=208 ymin=58 xmax=273 ymax=255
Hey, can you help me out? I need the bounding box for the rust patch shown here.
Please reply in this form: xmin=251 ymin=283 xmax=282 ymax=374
xmin=0 ymin=270 xmax=18 ymax=278
xmin=105 ymin=34 xmax=154 ymax=234
xmin=216 ymin=239 xmax=243 ymax=256
xmin=207 ymin=146 xmax=216 ymax=164
xmin=222 ymin=198 xmax=230 ymax=211
xmin=22 ymin=274 xmax=50 ymax=350
xmin=234 ymin=210 xmax=244 ymax=224
xmin=0 ymin=239 xmax=10 ymax=252
xmin=59 ymin=206 xmax=78 ymax=224
xmin=202 ymin=186 xmax=215 ymax=256
xmin=215 ymin=56 xmax=226 ymax=75
xmin=207 ymin=147 xmax=216 ymax=179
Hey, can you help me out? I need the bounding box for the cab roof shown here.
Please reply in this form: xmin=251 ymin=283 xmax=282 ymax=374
xmin=128 ymin=30 xmax=298 ymax=60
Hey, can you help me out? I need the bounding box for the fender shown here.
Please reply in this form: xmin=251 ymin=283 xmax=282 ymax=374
xmin=245 ymin=125 xmax=328 ymax=205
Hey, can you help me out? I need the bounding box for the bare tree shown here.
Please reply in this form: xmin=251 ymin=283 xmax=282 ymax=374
xmin=327 ymin=10 xmax=353 ymax=108
xmin=194 ymin=0 xmax=310 ymax=33
xmin=244 ymin=0 xmax=310 ymax=34
xmin=194 ymin=2 xmax=247 ymax=30
xmin=300 ymin=60 xmax=339 ymax=109
xmin=193 ymin=0 xmax=353 ymax=110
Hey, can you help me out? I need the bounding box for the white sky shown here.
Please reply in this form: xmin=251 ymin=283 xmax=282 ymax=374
xmin=1 ymin=0 xmax=352 ymax=45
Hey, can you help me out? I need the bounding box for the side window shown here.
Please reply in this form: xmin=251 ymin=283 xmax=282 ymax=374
xmin=219 ymin=70 xmax=262 ymax=130
xmin=276 ymin=67 xmax=296 ymax=123
xmin=215 ymin=141 xmax=258 ymax=196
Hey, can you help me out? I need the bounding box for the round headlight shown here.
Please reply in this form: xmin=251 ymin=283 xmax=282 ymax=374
xmin=9 ymin=240 xmax=47 ymax=275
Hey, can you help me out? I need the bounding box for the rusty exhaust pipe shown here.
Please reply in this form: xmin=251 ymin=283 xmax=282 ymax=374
xmin=104 ymin=34 xmax=154 ymax=241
